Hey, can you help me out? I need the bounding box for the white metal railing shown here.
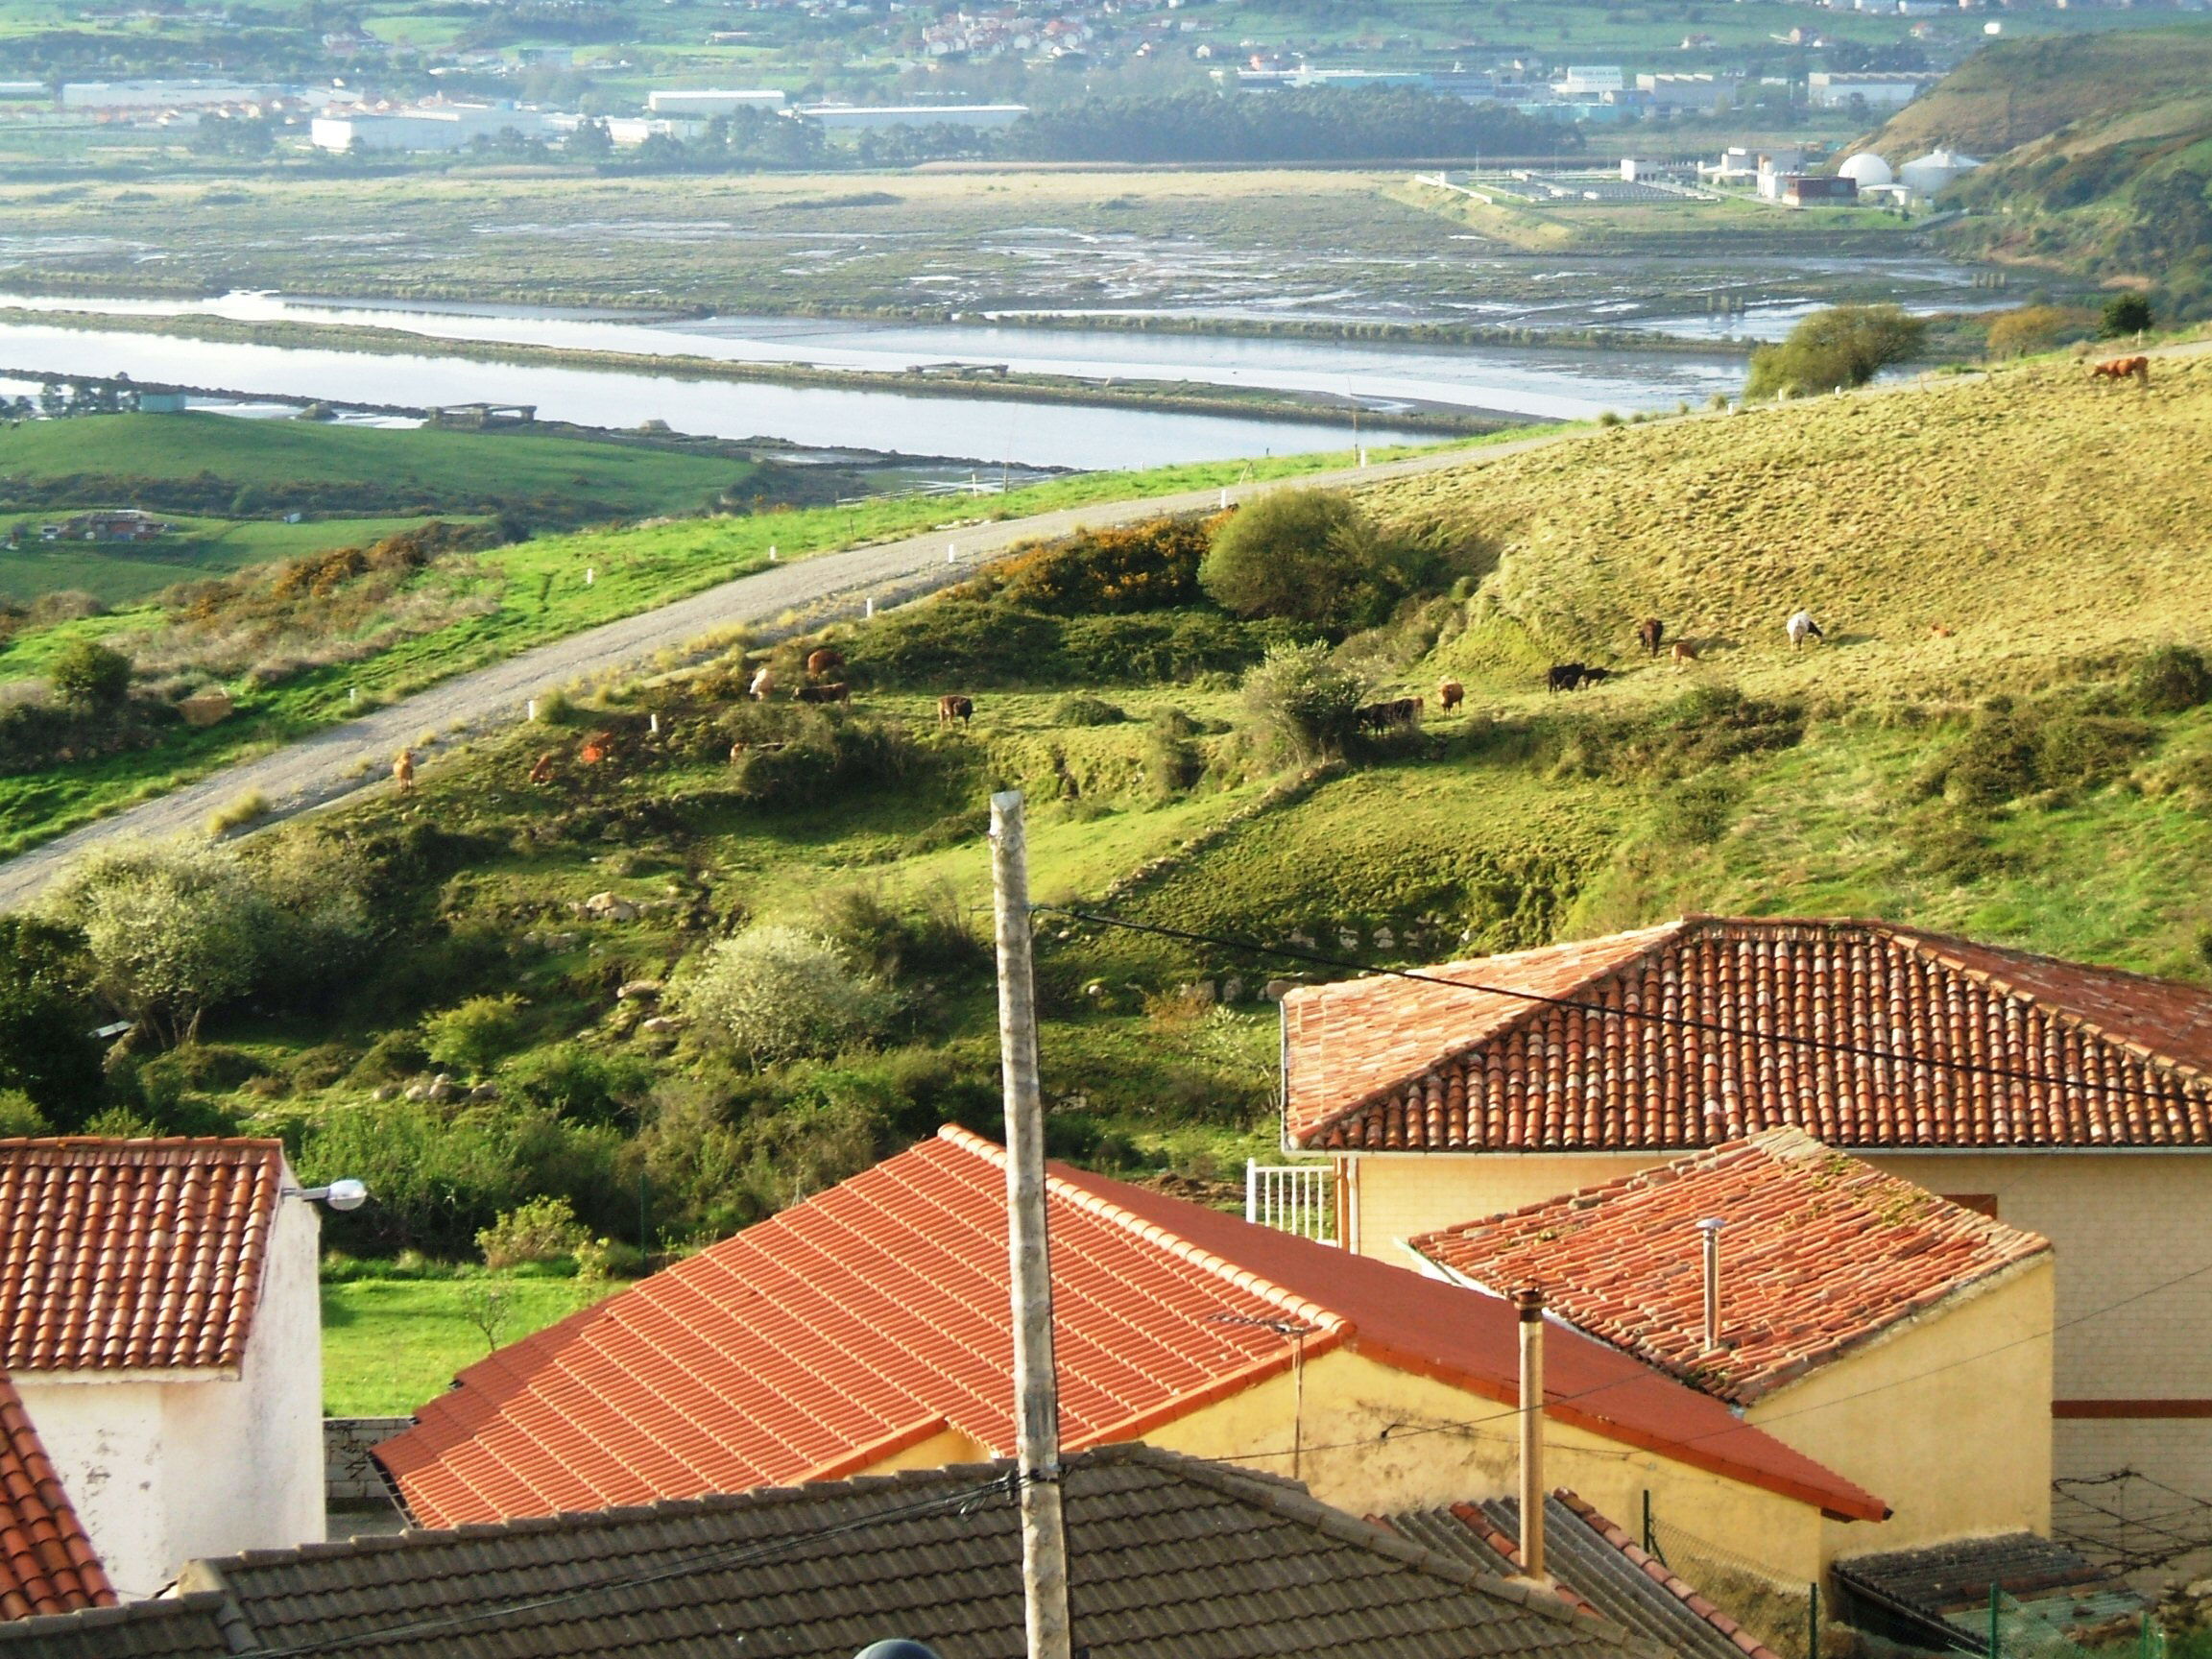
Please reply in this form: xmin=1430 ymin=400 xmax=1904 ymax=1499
xmin=1245 ymin=1162 xmax=1337 ymax=1245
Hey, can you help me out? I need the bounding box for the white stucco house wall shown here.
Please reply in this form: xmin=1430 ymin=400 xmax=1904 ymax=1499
xmin=0 ymin=1138 xmax=325 ymax=1599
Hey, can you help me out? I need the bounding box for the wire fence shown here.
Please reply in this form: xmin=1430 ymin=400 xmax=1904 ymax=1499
xmin=1646 ymin=1509 xmax=1821 ymax=1659
xmin=1985 ymin=1588 xmax=2163 ymax=1659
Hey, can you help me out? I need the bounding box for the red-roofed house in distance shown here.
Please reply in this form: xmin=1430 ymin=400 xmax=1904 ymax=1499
xmin=0 ymin=1140 xmax=325 ymax=1599
xmin=374 ymin=1125 xmax=1890 ymax=1588
xmin=1407 ymin=1129 xmax=2055 ymax=1557
xmin=1275 ymin=915 xmax=2212 ymax=1516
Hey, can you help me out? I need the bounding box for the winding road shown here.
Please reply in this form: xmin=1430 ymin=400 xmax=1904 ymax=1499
xmin=0 ymin=433 xmax=1563 ymax=909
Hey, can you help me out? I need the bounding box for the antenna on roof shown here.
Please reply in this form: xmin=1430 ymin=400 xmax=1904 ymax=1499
xmin=990 ymin=790 xmax=1073 ymax=1659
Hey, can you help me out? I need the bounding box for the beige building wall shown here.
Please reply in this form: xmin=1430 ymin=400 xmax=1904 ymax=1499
xmin=1744 ymin=1259 xmax=2054 ymax=1561
xmin=1344 ymin=1149 xmax=2212 ymax=1504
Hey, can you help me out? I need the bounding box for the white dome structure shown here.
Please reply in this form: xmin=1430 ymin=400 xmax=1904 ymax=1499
xmin=1898 ymin=148 xmax=1982 ymax=197
xmin=1839 ymin=152 xmax=1893 ymax=188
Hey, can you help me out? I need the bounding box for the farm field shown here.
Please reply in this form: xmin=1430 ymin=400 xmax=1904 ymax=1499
xmin=321 ymin=1273 xmax=618 ymax=1416
xmin=0 ymin=513 xmax=459 ymax=605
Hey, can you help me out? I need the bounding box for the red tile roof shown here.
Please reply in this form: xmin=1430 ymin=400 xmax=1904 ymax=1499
xmin=1407 ymin=1128 xmax=2052 ymax=1405
xmin=0 ymin=1140 xmax=287 ymax=1375
xmin=0 ymin=1370 xmax=113 ymax=1620
xmin=1284 ymin=916 xmax=2212 ymax=1151
xmin=374 ymin=1127 xmax=1886 ymax=1530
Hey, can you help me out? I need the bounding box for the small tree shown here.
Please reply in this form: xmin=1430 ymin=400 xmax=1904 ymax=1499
xmin=1744 ymin=304 xmax=1927 ymax=399
xmin=422 ymin=995 xmax=529 ymax=1079
xmin=47 ymin=639 xmax=132 ymax=711
xmin=681 ymin=926 xmax=898 ymax=1067
xmin=1240 ymin=642 xmax=1369 ymax=764
xmin=2100 ymin=293 xmax=2153 ymax=339
xmin=476 ymin=1194 xmax=589 ymax=1270
xmin=1984 ymin=305 xmax=2080 ymax=360
xmin=0 ymin=916 xmax=103 ymax=1124
xmin=44 ymin=841 xmax=270 ymax=1046
xmin=1200 ymin=489 xmax=1450 ymax=634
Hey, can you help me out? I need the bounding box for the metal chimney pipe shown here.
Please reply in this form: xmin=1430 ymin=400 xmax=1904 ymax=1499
xmin=1512 ymin=1286 xmax=1547 ymax=1580
xmin=1697 ymin=1217 xmax=1725 ymax=1354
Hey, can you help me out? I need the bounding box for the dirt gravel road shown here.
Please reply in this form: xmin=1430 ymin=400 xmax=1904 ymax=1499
xmin=0 ymin=434 xmax=1562 ymax=909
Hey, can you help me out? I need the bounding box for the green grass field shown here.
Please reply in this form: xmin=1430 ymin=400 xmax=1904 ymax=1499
xmin=321 ymin=1275 xmax=618 ymax=1416
xmin=0 ymin=514 xmax=466 ymax=605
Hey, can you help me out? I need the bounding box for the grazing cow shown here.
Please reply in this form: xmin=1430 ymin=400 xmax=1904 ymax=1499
xmin=1437 ymin=679 xmax=1465 ymax=713
xmin=528 ymin=751 xmax=558 ymax=785
xmin=1930 ymin=624 xmax=1954 ymax=638
xmin=748 ymin=666 xmax=776 ymax=702
xmin=1355 ymin=697 xmax=1424 ymax=733
xmin=2091 ymin=355 xmax=2151 ymax=386
xmin=1548 ymin=663 xmax=1588 ymax=693
xmin=1636 ymin=616 xmax=1666 ymax=657
xmin=1786 ymin=611 xmax=1824 ymax=651
xmin=1671 ymin=640 xmax=1699 ymax=668
xmin=729 ymin=741 xmax=748 ymax=765
xmin=393 ymin=749 xmax=416 ymax=794
xmin=794 ymin=682 xmax=851 ymax=705
xmin=938 ymin=693 xmax=974 ymax=727
xmin=579 ymin=732 xmax=614 ymax=764
xmin=1577 ymin=665 xmax=1615 ymax=686
xmin=805 ymin=647 xmax=846 ymax=678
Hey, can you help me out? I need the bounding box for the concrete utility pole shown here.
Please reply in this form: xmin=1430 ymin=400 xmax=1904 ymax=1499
xmin=990 ymin=790 xmax=1072 ymax=1659
xmin=1513 ymin=1286 xmax=1548 ymax=1580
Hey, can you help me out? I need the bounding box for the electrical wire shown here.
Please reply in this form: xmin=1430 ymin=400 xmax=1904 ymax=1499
xmin=243 ymin=1473 xmax=1022 ymax=1657
xmin=1032 ymin=904 xmax=2209 ymax=1110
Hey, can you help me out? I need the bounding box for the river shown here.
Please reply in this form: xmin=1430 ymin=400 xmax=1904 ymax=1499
xmin=0 ymin=294 xmax=1757 ymax=469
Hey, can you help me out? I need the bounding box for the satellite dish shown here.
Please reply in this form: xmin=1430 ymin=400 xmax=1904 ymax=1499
xmin=854 ymin=1644 xmax=946 ymax=1659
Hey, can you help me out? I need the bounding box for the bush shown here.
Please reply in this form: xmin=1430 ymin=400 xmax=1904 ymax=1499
xmin=0 ymin=1090 xmax=51 ymax=1136
xmin=724 ymin=706 xmax=923 ymax=809
xmin=1200 ymin=490 xmax=1466 ymax=634
xmin=1985 ymin=305 xmax=2089 ymax=359
xmin=422 ymin=995 xmax=529 ymax=1079
xmin=47 ymin=639 xmax=132 ymax=711
xmin=1144 ymin=707 xmax=1206 ymax=799
xmin=502 ymin=1043 xmax=654 ymax=1126
xmin=44 ymin=840 xmax=274 ymax=1046
xmin=2100 ymin=293 xmax=2154 ymax=338
xmin=0 ymin=916 xmax=103 ymax=1125
xmin=992 ymin=517 xmax=1214 ymax=614
xmin=2129 ymin=645 xmax=2212 ymax=713
xmin=1054 ymin=694 xmax=1127 ymax=727
xmin=477 ymin=1194 xmax=589 ymax=1269
xmin=1240 ymin=642 xmax=1369 ymax=764
xmin=1744 ymin=305 xmax=1928 ymax=399
xmin=681 ymin=926 xmax=899 ymax=1066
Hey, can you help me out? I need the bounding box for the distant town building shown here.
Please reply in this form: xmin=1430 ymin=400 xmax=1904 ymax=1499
xmin=793 ymin=103 xmax=1027 ymax=131
xmin=60 ymin=80 xmax=276 ymax=110
xmin=1807 ymin=71 xmax=1935 ymax=108
xmin=1839 ymin=150 xmax=1896 ymax=188
xmin=1899 ymin=146 xmax=1983 ymax=197
xmin=1553 ymin=64 xmax=1624 ymax=95
xmin=1783 ymin=174 xmax=1860 ymax=205
xmin=1635 ymin=71 xmax=1738 ymax=111
xmin=310 ymin=107 xmax=548 ymax=152
xmin=645 ymin=87 xmax=784 ymax=115
xmin=53 ymin=510 xmax=167 ymax=542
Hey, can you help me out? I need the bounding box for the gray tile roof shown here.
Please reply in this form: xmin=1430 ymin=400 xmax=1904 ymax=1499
xmin=1388 ymin=1495 xmax=1777 ymax=1659
xmin=1834 ymin=1532 xmax=2120 ymax=1613
xmin=0 ymin=1594 xmax=235 ymax=1658
xmin=0 ymin=1448 xmax=1663 ymax=1659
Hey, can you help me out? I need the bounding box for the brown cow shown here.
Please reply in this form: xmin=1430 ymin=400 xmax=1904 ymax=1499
xmin=794 ymin=682 xmax=851 ymax=705
xmin=579 ymin=731 xmax=614 ymax=764
xmin=1670 ymin=640 xmax=1699 ymax=668
xmin=1636 ymin=616 xmax=1666 ymax=657
xmin=1437 ymin=679 xmax=1464 ymax=713
xmin=393 ymin=748 xmax=416 ymax=794
xmin=528 ymin=751 xmax=558 ymax=785
xmin=2092 ymin=355 xmax=2151 ymax=386
xmin=938 ymin=693 xmax=974 ymax=727
xmin=805 ymin=647 xmax=846 ymax=678
xmin=1930 ymin=624 xmax=1954 ymax=638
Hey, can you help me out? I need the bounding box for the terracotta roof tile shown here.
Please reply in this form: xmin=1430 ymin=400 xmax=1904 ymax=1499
xmin=1407 ymin=1129 xmax=2050 ymax=1404
xmin=375 ymin=1128 xmax=1885 ymax=1531
xmin=0 ymin=1140 xmax=287 ymax=1375
xmin=1284 ymin=917 xmax=2212 ymax=1151
xmin=0 ymin=1371 xmax=113 ymax=1620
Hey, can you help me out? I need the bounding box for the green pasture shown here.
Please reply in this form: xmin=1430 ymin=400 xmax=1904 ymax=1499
xmin=0 ymin=514 xmax=461 ymax=606
xmin=321 ymin=1274 xmax=617 ymax=1416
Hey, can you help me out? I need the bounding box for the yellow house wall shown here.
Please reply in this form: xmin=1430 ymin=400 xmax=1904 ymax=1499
xmin=1137 ymin=1344 xmax=1835 ymax=1583
xmin=1743 ymin=1258 xmax=2054 ymax=1563
xmin=868 ymin=1424 xmax=995 ymax=1474
xmin=1350 ymin=1149 xmax=2212 ymax=1505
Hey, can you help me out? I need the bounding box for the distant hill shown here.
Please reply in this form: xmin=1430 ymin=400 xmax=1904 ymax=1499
xmin=1862 ymin=26 xmax=2212 ymax=317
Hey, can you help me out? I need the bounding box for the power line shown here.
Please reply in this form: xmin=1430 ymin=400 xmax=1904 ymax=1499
xmin=1033 ymin=904 xmax=2208 ymax=1111
xmin=246 ymin=1474 xmax=1022 ymax=1657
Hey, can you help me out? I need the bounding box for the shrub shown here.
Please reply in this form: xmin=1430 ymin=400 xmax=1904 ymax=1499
xmin=724 ymin=707 xmax=923 ymax=809
xmin=501 ymin=1043 xmax=653 ymax=1126
xmin=1145 ymin=707 xmax=1206 ymax=798
xmin=44 ymin=840 xmax=273 ymax=1045
xmin=1240 ymin=642 xmax=1368 ymax=764
xmin=47 ymin=639 xmax=132 ymax=711
xmin=1200 ymin=490 xmax=1466 ymax=634
xmin=1054 ymin=694 xmax=1127 ymax=727
xmin=1985 ymin=304 xmax=2088 ymax=359
xmin=205 ymin=789 xmax=268 ymax=837
xmin=816 ymin=888 xmax=989 ymax=984
xmin=0 ymin=1090 xmax=50 ymax=1136
xmin=2129 ymin=645 xmax=2212 ymax=713
xmin=992 ymin=517 xmax=1214 ymax=614
xmin=1744 ymin=305 xmax=1928 ymax=399
xmin=422 ymin=994 xmax=529 ymax=1079
xmin=0 ymin=916 xmax=103 ymax=1124
xmin=477 ymin=1194 xmax=589 ymax=1269
xmin=681 ymin=926 xmax=899 ymax=1066
xmin=2100 ymin=293 xmax=2153 ymax=338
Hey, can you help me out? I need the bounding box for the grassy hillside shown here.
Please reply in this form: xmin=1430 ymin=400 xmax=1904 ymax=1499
xmin=1868 ymin=28 xmax=2212 ymax=315
xmin=22 ymin=349 xmax=2212 ymax=1416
